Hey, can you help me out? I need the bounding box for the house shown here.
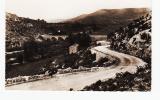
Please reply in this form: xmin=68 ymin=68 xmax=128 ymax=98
xmin=69 ymin=44 xmax=79 ymax=54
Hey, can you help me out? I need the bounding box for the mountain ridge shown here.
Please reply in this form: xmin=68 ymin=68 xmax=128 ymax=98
xmin=61 ymin=8 xmax=150 ymax=34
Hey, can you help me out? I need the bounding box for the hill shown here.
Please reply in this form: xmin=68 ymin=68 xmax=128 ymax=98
xmin=6 ymin=13 xmax=50 ymax=51
xmin=63 ymin=8 xmax=150 ymax=34
xmin=6 ymin=8 xmax=150 ymax=50
xmin=108 ymin=11 xmax=151 ymax=63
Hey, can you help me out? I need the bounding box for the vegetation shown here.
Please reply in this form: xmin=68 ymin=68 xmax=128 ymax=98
xmin=66 ymin=32 xmax=91 ymax=48
xmin=82 ymin=64 xmax=151 ymax=91
xmin=108 ymin=13 xmax=151 ymax=63
xmin=64 ymin=8 xmax=149 ymax=34
xmin=82 ymin=13 xmax=151 ymax=91
xmin=6 ymin=10 xmax=151 ymax=90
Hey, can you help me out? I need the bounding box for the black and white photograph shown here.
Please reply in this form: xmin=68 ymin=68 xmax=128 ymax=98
xmin=5 ymin=0 xmax=152 ymax=91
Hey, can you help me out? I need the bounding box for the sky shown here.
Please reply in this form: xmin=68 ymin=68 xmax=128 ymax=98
xmin=6 ymin=0 xmax=151 ymax=21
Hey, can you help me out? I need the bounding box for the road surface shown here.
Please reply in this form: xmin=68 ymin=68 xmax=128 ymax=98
xmin=6 ymin=46 xmax=146 ymax=91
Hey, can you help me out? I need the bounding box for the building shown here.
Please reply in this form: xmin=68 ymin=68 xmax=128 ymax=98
xmin=69 ymin=44 xmax=79 ymax=54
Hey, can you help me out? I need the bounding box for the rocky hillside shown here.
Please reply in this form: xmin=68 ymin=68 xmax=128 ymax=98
xmin=108 ymin=12 xmax=151 ymax=63
xmin=82 ymin=12 xmax=152 ymax=91
xmin=6 ymin=13 xmax=51 ymax=51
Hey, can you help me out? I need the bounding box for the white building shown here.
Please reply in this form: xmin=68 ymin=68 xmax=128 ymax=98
xmin=69 ymin=44 xmax=79 ymax=54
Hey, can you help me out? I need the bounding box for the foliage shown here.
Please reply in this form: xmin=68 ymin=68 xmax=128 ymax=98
xmin=82 ymin=64 xmax=151 ymax=91
xmin=66 ymin=32 xmax=91 ymax=48
xmin=82 ymin=13 xmax=152 ymax=91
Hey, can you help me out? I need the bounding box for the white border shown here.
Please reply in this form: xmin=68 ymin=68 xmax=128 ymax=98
xmin=152 ymin=0 xmax=160 ymax=94
xmin=0 ymin=0 xmax=5 ymax=92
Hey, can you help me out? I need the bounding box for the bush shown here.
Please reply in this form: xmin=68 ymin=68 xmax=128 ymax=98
xmin=66 ymin=32 xmax=91 ymax=48
xmin=82 ymin=64 xmax=151 ymax=91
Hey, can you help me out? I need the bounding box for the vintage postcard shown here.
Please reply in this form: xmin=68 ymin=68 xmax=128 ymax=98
xmin=5 ymin=0 xmax=151 ymax=91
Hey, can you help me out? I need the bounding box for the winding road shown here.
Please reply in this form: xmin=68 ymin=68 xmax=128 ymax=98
xmin=6 ymin=46 xmax=146 ymax=91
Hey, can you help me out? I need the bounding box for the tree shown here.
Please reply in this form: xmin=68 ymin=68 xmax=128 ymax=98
xmin=64 ymin=54 xmax=79 ymax=68
xmin=66 ymin=32 xmax=91 ymax=48
xmin=23 ymin=39 xmax=38 ymax=62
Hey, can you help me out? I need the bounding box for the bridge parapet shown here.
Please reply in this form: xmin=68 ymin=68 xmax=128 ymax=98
xmin=91 ymin=49 xmax=107 ymax=62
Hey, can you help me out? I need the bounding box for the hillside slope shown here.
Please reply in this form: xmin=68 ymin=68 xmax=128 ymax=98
xmin=64 ymin=8 xmax=150 ymax=34
xmin=6 ymin=13 xmax=50 ymax=51
xmin=109 ymin=12 xmax=151 ymax=63
xmin=82 ymin=12 xmax=152 ymax=91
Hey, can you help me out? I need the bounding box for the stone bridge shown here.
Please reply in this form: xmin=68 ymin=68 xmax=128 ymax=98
xmin=51 ymin=35 xmax=67 ymax=40
xmin=90 ymin=48 xmax=107 ymax=62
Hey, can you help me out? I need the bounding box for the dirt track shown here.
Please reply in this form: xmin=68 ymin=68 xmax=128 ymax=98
xmin=6 ymin=46 xmax=146 ymax=91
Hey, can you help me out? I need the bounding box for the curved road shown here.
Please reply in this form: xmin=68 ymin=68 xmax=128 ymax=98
xmin=6 ymin=46 xmax=146 ymax=91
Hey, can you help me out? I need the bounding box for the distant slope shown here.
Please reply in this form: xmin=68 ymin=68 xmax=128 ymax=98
xmin=63 ymin=8 xmax=150 ymax=34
